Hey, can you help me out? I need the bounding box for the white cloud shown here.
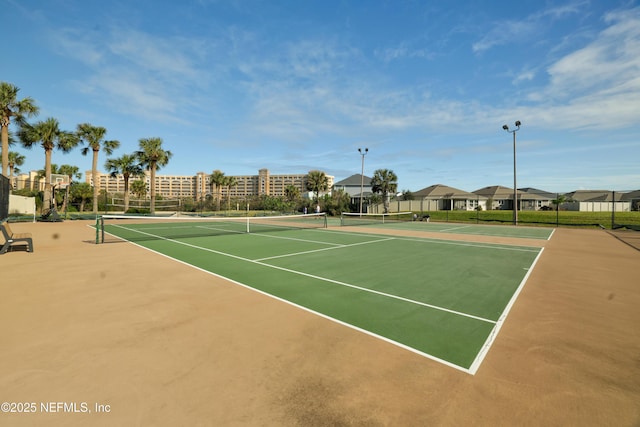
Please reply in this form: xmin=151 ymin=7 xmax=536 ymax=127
xmin=374 ymin=45 xmax=432 ymax=62
xmin=472 ymin=1 xmax=588 ymax=53
xmin=525 ymin=7 xmax=640 ymax=129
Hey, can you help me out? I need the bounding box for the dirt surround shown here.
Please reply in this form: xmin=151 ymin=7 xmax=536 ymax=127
xmin=1 ymin=221 xmax=639 ymax=426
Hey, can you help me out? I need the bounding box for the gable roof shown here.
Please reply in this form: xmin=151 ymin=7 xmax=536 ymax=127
xmin=473 ymin=185 xmax=546 ymax=200
xmin=333 ymin=174 xmax=371 ymax=187
xmin=414 ymin=184 xmax=483 ymax=199
xmin=621 ymin=190 xmax=640 ymax=201
xmin=565 ymin=190 xmax=623 ymax=202
xmin=519 ymin=187 xmax=557 ymax=199
xmin=473 ymin=185 xmax=517 ymax=198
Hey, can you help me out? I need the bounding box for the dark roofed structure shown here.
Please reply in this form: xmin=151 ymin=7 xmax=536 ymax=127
xmin=473 ymin=185 xmax=549 ymax=210
xmin=565 ymin=190 xmax=623 ymax=202
xmin=333 ymin=174 xmax=373 ymax=211
xmin=519 ymin=187 xmax=558 ymax=200
xmin=333 ymin=174 xmax=371 ymax=188
xmin=413 ymin=184 xmax=485 ymax=211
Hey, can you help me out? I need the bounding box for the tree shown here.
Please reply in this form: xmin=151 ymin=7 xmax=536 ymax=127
xmin=551 ymin=194 xmax=567 ymax=211
xmin=305 ymin=170 xmax=329 ymax=207
xmin=77 ymin=123 xmax=120 ymax=214
xmin=105 ymin=154 xmax=144 ymax=213
xmin=208 ymin=170 xmax=226 ymax=211
xmin=58 ymin=164 xmax=81 ymax=213
xmin=224 ymin=175 xmax=238 ymax=211
xmin=401 ymin=189 xmax=414 ymax=201
xmin=324 ymin=189 xmax=350 ymax=216
xmin=136 ymin=137 xmax=172 ymax=215
xmin=36 ymin=163 xmax=67 ymax=210
xmin=7 ymin=151 xmax=25 ymax=188
xmin=131 ymin=179 xmax=147 ymax=200
xmin=371 ymin=169 xmax=398 ymax=213
xmin=0 ymin=82 xmax=39 ymax=177
xmin=18 ymin=118 xmax=79 ymax=212
xmin=71 ymin=182 xmax=94 ymax=212
xmin=284 ymin=184 xmax=301 ymax=212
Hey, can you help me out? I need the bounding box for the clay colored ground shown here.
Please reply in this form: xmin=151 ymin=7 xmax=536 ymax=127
xmin=1 ymin=220 xmax=639 ymax=426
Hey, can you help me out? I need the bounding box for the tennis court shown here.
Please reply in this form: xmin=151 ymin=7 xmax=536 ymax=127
xmin=340 ymin=212 xmax=554 ymax=240
xmin=99 ymin=214 xmax=546 ymax=374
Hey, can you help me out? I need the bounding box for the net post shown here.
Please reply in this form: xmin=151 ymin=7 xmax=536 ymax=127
xmin=95 ymin=217 xmax=99 ymax=244
xmin=100 ymin=216 xmax=105 ymax=243
xmin=323 ymin=213 xmax=328 ymax=228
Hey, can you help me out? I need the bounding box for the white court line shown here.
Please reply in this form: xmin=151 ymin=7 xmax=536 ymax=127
xmin=320 ymin=228 xmax=541 ymax=252
xmin=255 ymin=237 xmax=395 ymax=261
xmin=104 ymin=223 xmax=548 ymax=374
xmin=439 ymin=225 xmax=473 ymax=233
xmin=110 ymin=224 xmax=496 ymax=324
xmin=249 ymin=232 xmax=346 ymax=246
xmin=467 ymin=247 xmax=545 ymax=375
xmin=100 ymin=228 xmax=472 ymax=374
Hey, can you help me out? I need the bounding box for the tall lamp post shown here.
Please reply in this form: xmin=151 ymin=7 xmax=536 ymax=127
xmin=358 ymin=147 xmax=368 ymax=216
xmin=502 ymin=121 xmax=521 ymax=225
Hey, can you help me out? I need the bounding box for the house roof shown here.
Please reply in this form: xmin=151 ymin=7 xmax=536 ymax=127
xmin=473 ymin=185 xmax=546 ymax=200
xmin=413 ymin=184 xmax=484 ymax=199
xmin=519 ymin=187 xmax=557 ymax=199
xmin=564 ymin=190 xmax=624 ymax=202
xmin=333 ymin=174 xmax=371 ymax=187
xmin=621 ymin=190 xmax=640 ymax=201
xmin=473 ymin=185 xmax=518 ymax=198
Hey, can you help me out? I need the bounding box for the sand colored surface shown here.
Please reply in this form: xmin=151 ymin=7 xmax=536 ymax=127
xmin=1 ymin=221 xmax=639 ymax=426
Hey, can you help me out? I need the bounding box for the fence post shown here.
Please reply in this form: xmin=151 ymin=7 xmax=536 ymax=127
xmin=611 ymin=190 xmax=615 ymax=229
xmin=556 ymin=193 xmax=559 ymax=227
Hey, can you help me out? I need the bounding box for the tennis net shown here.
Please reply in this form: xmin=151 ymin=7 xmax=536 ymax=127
xmin=340 ymin=211 xmax=414 ymax=226
xmin=96 ymin=212 xmax=327 ymax=243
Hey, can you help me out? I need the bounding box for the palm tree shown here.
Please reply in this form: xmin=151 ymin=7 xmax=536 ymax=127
xmin=371 ymin=169 xmax=398 ymax=214
xmin=130 ymin=179 xmax=147 ymax=200
xmin=105 ymin=154 xmax=143 ymax=213
xmin=305 ymin=170 xmax=329 ymax=207
xmin=136 ymin=137 xmax=172 ymax=215
xmin=58 ymin=164 xmax=81 ymax=213
xmin=208 ymin=170 xmax=226 ymax=211
xmin=284 ymin=184 xmax=301 ymax=213
xmin=18 ymin=118 xmax=79 ymax=212
xmin=7 ymin=151 xmax=25 ymax=189
xmin=0 ymin=82 xmax=39 ymax=177
xmin=77 ymin=123 xmax=120 ymax=214
xmin=36 ymin=163 xmax=67 ymax=210
xmin=72 ymin=182 xmax=94 ymax=212
xmin=224 ymin=175 xmax=238 ymax=211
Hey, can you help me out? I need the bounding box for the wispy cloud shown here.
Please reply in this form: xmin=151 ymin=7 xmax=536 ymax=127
xmin=48 ymin=25 xmax=214 ymax=122
xmin=472 ymin=1 xmax=589 ymax=53
xmin=374 ymin=44 xmax=434 ymax=62
xmin=525 ymin=7 xmax=640 ymax=129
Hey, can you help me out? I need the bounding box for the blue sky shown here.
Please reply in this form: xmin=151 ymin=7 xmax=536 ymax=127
xmin=3 ymin=0 xmax=639 ymax=193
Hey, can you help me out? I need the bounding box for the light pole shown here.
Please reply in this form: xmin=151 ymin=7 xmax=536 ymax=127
xmin=358 ymin=147 xmax=368 ymax=216
xmin=502 ymin=121 xmax=521 ymax=225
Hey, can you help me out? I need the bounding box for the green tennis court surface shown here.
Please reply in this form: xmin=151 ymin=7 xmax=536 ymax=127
xmin=102 ymin=219 xmax=545 ymax=374
xmin=342 ymin=219 xmax=554 ymax=240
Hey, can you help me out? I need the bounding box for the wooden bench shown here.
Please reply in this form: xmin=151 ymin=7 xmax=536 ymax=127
xmin=0 ymin=221 xmax=34 ymax=254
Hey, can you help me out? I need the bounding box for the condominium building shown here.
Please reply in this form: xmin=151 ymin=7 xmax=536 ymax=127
xmin=85 ymin=168 xmax=334 ymax=200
